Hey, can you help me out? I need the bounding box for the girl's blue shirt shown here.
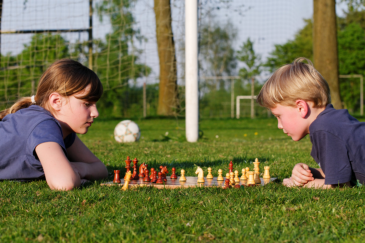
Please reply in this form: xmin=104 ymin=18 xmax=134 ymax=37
xmin=0 ymin=105 xmax=75 ymax=180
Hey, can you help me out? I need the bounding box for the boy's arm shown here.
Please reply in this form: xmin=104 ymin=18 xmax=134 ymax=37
xmin=303 ymin=179 xmax=351 ymax=189
xmin=66 ymin=136 xmax=108 ymax=180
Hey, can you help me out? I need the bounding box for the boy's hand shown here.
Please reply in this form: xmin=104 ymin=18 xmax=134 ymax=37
xmin=283 ymin=177 xmax=296 ymax=187
xmin=291 ymin=163 xmax=314 ymax=186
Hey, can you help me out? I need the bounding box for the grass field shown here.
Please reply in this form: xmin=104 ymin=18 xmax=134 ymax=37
xmin=1 ymin=117 xmax=365 ymax=242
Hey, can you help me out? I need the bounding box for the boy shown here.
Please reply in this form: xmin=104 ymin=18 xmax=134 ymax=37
xmin=257 ymin=57 xmax=365 ymax=188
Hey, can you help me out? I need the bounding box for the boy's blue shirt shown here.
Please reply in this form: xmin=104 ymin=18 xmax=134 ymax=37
xmin=0 ymin=105 xmax=75 ymax=180
xmin=310 ymin=104 xmax=365 ymax=185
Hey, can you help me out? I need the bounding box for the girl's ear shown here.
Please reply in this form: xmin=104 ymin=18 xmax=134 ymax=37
xmin=49 ymin=92 xmax=63 ymax=111
xmin=295 ymin=99 xmax=310 ymax=118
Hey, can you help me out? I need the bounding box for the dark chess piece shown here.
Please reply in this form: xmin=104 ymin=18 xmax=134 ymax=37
xmin=125 ymin=156 xmax=131 ymax=179
xmin=160 ymin=166 xmax=168 ymax=182
xmin=132 ymin=166 xmax=139 ymax=180
xmin=150 ymin=168 xmax=155 ymax=180
xmin=156 ymin=172 xmax=163 ymax=184
xmin=170 ymin=168 xmax=177 ymax=179
xmin=224 ymin=179 xmax=230 ymax=189
xmin=139 ymin=163 xmax=147 ymax=178
xmin=113 ymin=170 xmax=121 ymax=184
xmin=143 ymin=169 xmax=150 ymax=182
xmin=234 ymin=184 xmax=241 ymax=189
xmin=151 ymin=171 xmax=157 ymax=183
xmin=229 ymin=161 xmax=233 ymax=173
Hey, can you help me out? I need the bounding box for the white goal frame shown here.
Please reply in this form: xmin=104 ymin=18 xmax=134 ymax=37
xmin=236 ymin=95 xmax=257 ymax=119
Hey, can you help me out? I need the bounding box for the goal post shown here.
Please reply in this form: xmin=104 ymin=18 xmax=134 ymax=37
xmin=236 ymin=95 xmax=257 ymax=119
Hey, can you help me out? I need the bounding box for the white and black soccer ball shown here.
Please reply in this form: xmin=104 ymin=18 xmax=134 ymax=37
xmin=114 ymin=120 xmax=141 ymax=143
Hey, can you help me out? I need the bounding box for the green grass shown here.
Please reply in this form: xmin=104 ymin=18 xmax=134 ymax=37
xmin=2 ymin=117 xmax=365 ymax=242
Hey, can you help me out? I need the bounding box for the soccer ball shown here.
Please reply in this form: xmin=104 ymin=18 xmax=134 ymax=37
xmin=114 ymin=120 xmax=141 ymax=143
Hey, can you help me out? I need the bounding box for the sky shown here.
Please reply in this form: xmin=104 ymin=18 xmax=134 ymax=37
xmin=0 ymin=0 xmax=348 ymax=85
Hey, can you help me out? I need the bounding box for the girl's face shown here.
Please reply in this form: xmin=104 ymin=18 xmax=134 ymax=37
xmin=53 ymin=86 xmax=99 ymax=137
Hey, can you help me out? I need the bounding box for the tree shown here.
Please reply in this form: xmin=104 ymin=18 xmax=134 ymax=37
xmin=313 ymin=0 xmax=342 ymax=109
xmin=154 ymin=0 xmax=179 ymax=116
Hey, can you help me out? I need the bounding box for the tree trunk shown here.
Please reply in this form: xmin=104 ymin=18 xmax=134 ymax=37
xmin=313 ymin=0 xmax=342 ymax=109
xmin=154 ymin=0 xmax=179 ymax=116
xmin=0 ymin=0 xmax=3 ymax=64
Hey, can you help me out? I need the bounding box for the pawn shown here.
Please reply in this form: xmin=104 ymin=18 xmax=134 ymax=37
xmin=171 ymin=168 xmax=177 ymax=179
xmin=254 ymin=171 xmax=261 ymax=184
xmin=226 ymin=173 xmax=230 ymax=181
xmin=156 ymin=172 xmax=163 ymax=184
xmin=224 ymin=179 xmax=230 ymax=189
xmin=150 ymin=168 xmax=155 ymax=180
xmin=234 ymin=170 xmax=240 ymax=184
xmin=263 ymin=166 xmax=271 ymax=179
xmin=217 ymin=169 xmax=224 ymax=181
xmin=179 ymin=169 xmax=186 ymax=182
xmin=207 ymin=167 xmax=213 ymax=179
xmin=240 ymin=168 xmax=247 ymax=180
xmin=132 ymin=166 xmax=139 ymax=180
xmin=247 ymin=171 xmax=255 ymax=185
xmin=143 ymin=169 xmax=150 ymax=182
xmin=151 ymin=171 xmax=157 ymax=183
xmin=229 ymin=172 xmax=235 ymax=186
xmin=113 ymin=170 xmax=121 ymax=184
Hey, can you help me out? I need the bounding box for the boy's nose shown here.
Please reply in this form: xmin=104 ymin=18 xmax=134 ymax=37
xmin=91 ymin=105 xmax=99 ymax=118
xmin=277 ymin=122 xmax=283 ymax=129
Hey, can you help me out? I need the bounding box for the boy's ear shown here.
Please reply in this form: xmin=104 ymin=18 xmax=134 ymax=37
xmin=295 ymin=100 xmax=310 ymax=118
xmin=49 ymin=92 xmax=63 ymax=111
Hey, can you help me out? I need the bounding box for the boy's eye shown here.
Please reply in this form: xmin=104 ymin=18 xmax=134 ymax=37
xmin=85 ymin=102 xmax=91 ymax=107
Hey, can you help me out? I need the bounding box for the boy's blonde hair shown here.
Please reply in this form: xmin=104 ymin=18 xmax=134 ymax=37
xmin=257 ymin=57 xmax=330 ymax=108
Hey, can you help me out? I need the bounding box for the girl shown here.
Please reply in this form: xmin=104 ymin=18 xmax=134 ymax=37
xmin=0 ymin=59 xmax=108 ymax=190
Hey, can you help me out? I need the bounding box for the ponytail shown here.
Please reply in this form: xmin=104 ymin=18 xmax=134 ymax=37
xmin=0 ymin=97 xmax=36 ymax=121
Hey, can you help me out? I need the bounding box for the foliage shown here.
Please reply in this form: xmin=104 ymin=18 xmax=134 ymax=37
xmin=265 ymin=19 xmax=313 ymax=72
xmin=0 ymin=34 xmax=70 ymax=110
xmin=237 ymin=38 xmax=262 ymax=79
xmin=2 ymin=118 xmax=365 ymax=242
xmin=94 ymin=0 xmax=151 ymax=117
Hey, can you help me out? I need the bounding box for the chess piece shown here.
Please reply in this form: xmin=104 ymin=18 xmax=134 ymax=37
xmin=179 ymin=169 xmax=186 ymax=182
xmin=253 ymin=158 xmax=260 ymax=173
xmin=234 ymin=184 xmax=241 ymax=189
xmin=156 ymin=172 xmax=163 ymax=184
xmin=247 ymin=171 xmax=255 ymax=185
xmin=150 ymin=168 xmax=155 ymax=180
xmin=195 ymin=166 xmax=205 ymax=183
xmin=160 ymin=166 xmax=168 ymax=182
xmin=240 ymin=168 xmax=247 ymax=180
xmin=217 ymin=169 xmax=224 ymax=181
xmin=229 ymin=172 xmax=235 ymax=186
xmin=171 ymin=168 xmax=177 ymax=179
xmin=207 ymin=167 xmax=213 ymax=179
xmin=139 ymin=163 xmax=147 ymax=178
xmin=229 ymin=161 xmax=233 ymax=173
xmin=121 ymin=171 xmax=132 ymax=191
xmin=143 ymin=169 xmax=150 ymax=182
xmin=131 ymin=166 xmax=139 ymax=180
xmin=226 ymin=173 xmax=230 ymax=181
xmin=254 ymin=171 xmax=261 ymax=184
xmin=125 ymin=156 xmax=131 ymax=179
xmin=113 ymin=170 xmax=121 ymax=184
xmin=224 ymin=179 xmax=230 ymax=189
xmin=263 ymin=166 xmax=271 ymax=179
xmin=234 ymin=170 xmax=240 ymax=184
xmin=263 ymin=178 xmax=271 ymax=185
xmin=151 ymin=171 xmax=157 ymax=183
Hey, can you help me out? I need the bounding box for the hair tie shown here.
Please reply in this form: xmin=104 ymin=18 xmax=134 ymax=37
xmin=31 ymin=95 xmax=36 ymax=104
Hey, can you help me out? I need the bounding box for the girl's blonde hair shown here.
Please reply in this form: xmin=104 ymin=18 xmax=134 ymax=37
xmin=0 ymin=59 xmax=103 ymax=120
xmin=257 ymin=57 xmax=330 ymax=108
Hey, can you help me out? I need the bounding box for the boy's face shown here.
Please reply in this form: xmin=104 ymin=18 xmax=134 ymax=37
xmin=270 ymin=103 xmax=309 ymax=141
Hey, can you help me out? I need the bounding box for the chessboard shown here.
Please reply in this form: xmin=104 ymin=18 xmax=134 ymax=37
xmin=101 ymin=176 xmax=277 ymax=189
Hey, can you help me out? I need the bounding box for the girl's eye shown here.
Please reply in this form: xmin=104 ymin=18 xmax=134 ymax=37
xmin=85 ymin=103 xmax=91 ymax=107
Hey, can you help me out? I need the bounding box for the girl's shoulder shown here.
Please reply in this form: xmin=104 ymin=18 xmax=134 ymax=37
xmin=1 ymin=105 xmax=60 ymax=135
